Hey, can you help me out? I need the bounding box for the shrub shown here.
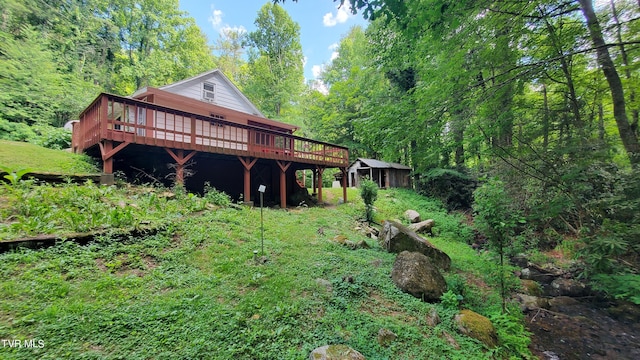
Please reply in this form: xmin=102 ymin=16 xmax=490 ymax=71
xmin=0 ymin=118 xmax=37 ymax=142
xmin=417 ymin=168 xmax=477 ymax=211
xmin=360 ymin=178 xmax=378 ymax=222
xmin=473 ymin=177 xmax=524 ymax=312
xmin=31 ymin=124 xmax=72 ymax=149
xmin=203 ymin=182 xmax=231 ymax=207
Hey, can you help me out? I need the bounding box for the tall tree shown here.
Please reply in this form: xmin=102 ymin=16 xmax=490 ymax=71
xmin=579 ymin=0 xmax=640 ymax=166
xmin=109 ymin=0 xmax=216 ymax=94
xmin=214 ymin=27 xmax=247 ymax=84
xmin=244 ymin=3 xmax=304 ymax=118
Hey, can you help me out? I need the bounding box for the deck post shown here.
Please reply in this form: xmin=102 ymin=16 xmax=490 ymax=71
xmin=102 ymin=140 xmax=113 ymax=174
xmin=316 ymin=166 xmax=325 ymax=204
xmin=276 ymin=161 xmax=291 ymax=209
xmin=176 ymin=150 xmax=184 ymax=185
xmin=238 ymin=157 xmax=258 ymax=204
xmin=340 ymin=167 xmax=348 ymax=203
xmin=164 ymin=148 xmax=197 ymax=186
xmin=312 ymin=168 xmax=317 ymax=196
xmin=98 ymin=140 xmax=130 ymax=184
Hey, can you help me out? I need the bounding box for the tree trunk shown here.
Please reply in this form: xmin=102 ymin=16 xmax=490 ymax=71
xmin=578 ymin=0 xmax=640 ymax=166
xmin=543 ymin=84 xmax=549 ymax=151
xmin=610 ymin=0 xmax=639 ymax=136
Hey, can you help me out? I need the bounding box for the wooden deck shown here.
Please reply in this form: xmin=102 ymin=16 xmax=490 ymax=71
xmin=72 ymin=93 xmax=349 ymax=168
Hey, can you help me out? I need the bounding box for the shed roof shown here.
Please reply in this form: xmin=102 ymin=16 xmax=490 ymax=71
xmin=351 ymin=158 xmax=412 ymax=170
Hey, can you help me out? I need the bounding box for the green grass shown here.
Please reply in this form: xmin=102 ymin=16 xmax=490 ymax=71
xmin=0 ymin=183 xmax=532 ymax=359
xmin=0 ymin=140 xmax=98 ymax=174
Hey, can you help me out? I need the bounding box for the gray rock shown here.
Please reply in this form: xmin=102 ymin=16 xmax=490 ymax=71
xmin=404 ymin=209 xmax=421 ymax=223
xmin=426 ymin=308 xmax=441 ymax=327
xmin=309 ymin=345 xmax=365 ymax=360
xmin=549 ymin=278 xmax=588 ymax=297
xmin=408 ymin=219 xmax=435 ymax=235
xmin=391 ymin=251 xmax=447 ymax=302
xmin=376 ymin=328 xmax=397 ymax=347
xmin=514 ymin=293 xmax=550 ymax=311
xmin=381 ymin=221 xmax=451 ymax=270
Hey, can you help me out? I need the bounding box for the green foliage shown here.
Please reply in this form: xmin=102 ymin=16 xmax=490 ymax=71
xmin=0 ymin=119 xmax=37 ymax=142
xmin=360 ymin=178 xmax=378 ymax=222
xmin=0 ymin=181 xmax=222 ymax=240
xmin=473 ymin=178 xmax=523 ymax=255
xmin=590 ymin=274 xmax=640 ymax=305
xmin=244 ymin=3 xmax=304 ymax=117
xmin=0 ymin=183 xmax=531 ymax=359
xmin=417 ymin=168 xmax=477 ymax=211
xmin=30 ymin=125 xmax=72 ymax=150
xmin=203 ymin=182 xmax=232 ymax=207
xmin=0 ymin=165 xmax=31 ymax=187
xmin=473 ymin=177 xmax=525 ymax=311
xmin=440 ymin=290 xmax=460 ymax=310
xmin=489 ymin=308 xmax=533 ymax=359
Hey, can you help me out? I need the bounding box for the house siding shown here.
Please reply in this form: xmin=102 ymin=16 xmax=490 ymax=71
xmin=163 ymin=73 xmax=258 ymax=116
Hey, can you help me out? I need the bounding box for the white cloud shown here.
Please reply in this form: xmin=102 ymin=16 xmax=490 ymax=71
xmin=220 ymin=25 xmax=246 ymax=37
xmin=208 ymin=6 xmax=223 ymax=28
xmin=323 ymin=5 xmax=351 ymax=27
xmin=328 ymin=43 xmax=339 ymax=61
xmin=312 ymin=65 xmax=324 ymax=78
xmin=310 ymin=79 xmax=329 ymax=95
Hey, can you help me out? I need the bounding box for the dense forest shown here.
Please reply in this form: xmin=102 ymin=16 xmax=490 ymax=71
xmin=1 ymin=0 xmax=639 ymax=303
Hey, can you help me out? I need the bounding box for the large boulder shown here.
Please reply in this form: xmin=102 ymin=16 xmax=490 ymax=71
xmin=454 ymin=309 xmax=498 ymax=348
xmin=309 ymin=345 xmax=365 ymax=360
xmin=391 ymin=251 xmax=447 ymax=302
xmin=381 ymin=220 xmax=451 ymax=270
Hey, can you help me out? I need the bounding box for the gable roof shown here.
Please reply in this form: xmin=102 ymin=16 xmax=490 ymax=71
xmin=129 ymin=86 xmax=298 ymax=133
xmin=157 ymin=69 xmax=265 ymax=118
xmin=350 ymin=158 xmax=412 ymax=170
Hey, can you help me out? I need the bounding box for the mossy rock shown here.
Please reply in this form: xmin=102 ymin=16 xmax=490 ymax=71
xmin=454 ymin=309 xmax=498 ymax=348
xmin=521 ymin=279 xmax=542 ymax=296
xmin=309 ymin=344 xmax=365 ymax=360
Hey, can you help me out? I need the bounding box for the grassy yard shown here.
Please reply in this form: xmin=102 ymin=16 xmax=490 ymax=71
xmin=0 ymin=140 xmax=98 ymax=174
xmin=0 ymin=178 xmax=531 ymax=359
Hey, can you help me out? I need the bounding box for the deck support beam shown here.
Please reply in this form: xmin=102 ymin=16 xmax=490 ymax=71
xmin=316 ymin=166 xmax=325 ymax=204
xmin=99 ymin=140 xmax=130 ymax=174
xmin=238 ymin=157 xmax=258 ymax=204
xmin=340 ymin=167 xmax=348 ymax=203
xmin=276 ymin=161 xmax=291 ymax=209
xmin=164 ymin=148 xmax=197 ymax=185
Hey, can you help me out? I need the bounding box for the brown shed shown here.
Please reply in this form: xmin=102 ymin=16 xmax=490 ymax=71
xmin=347 ymin=158 xmax=412 ymax=189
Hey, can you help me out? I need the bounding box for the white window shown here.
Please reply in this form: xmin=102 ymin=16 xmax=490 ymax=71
xmin=203 ymin=82 xmax=215 ymax=101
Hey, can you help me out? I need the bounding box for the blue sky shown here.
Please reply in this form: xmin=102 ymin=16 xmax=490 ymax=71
xmin=178 ymin=0 xmax=369 ymax=81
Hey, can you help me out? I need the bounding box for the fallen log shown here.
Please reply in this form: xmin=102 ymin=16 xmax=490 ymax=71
xmin=0 ymin=226 xmax=162 ymax=253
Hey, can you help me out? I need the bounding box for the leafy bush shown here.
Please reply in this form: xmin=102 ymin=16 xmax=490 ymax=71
xmin=31 ymin=124 xmax=72 ymax=149
xmin=417 ymin=168 xmax=477 ymax=211
xmin=440 ymin=290 xmax=460 ymax=310
xmin=0 ymin=118 xmax=36 ymax=142
xmin=590 ymin=273 xmax=640 ymax=305
xmin=360 ymin=178 xmax=378 ymax=222
xmin=0 ymin=121 xmax=71 ymax=149
xmin=473 ymin=177 xmax=524 ymax=311
xmin=203 ymin=182 xmax=231 ymax=207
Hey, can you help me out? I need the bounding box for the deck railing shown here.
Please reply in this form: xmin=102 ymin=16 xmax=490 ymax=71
xmin=73 ymin=93 xmax=349 ymax=167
